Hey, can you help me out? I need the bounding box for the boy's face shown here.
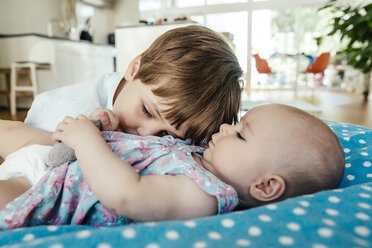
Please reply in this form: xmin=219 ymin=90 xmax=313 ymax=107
xmin=201 ymin=105 xmax=288 ymax=195
xmin=113 ymin=78 xmax=187 ymax=139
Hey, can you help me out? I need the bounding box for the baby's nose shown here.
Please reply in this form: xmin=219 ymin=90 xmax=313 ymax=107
xmin=219 ymin=123 xmax=234 ymax=135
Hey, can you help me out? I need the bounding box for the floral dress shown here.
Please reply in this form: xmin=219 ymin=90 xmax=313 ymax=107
xmin=0 ymin=132 xmax=238 ymax=230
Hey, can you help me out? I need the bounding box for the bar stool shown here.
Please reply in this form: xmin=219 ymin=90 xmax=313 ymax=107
xmin=0 ymin=68 xmax=11 ymax=108
xmin=10 ymin=61 xmax=52 ymax=115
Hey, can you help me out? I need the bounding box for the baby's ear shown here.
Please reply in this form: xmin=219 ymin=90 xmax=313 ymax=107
xmin=249 ymin=175 xmax=285 ymax=202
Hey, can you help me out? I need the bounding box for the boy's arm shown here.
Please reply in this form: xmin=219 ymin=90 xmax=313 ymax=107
xmin=53 ymin=115 xmax=217 ymax=221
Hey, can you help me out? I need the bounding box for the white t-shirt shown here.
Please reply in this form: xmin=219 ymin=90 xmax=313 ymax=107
xmin=24 ymin=72 xmax=125 ymax=132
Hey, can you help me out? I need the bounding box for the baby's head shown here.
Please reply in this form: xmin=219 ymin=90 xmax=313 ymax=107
xmin=201 ymin=104 xmax=345 ymax=209
xmin=114 ymin=25 xmax=243 ymax=144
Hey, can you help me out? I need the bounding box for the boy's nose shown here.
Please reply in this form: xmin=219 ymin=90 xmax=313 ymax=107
xmin=137 ymin=122 xmax=164 ymax=136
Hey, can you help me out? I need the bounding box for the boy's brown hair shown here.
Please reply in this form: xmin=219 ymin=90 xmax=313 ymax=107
xmin=134 ymin=25 xmax=243 ymax=144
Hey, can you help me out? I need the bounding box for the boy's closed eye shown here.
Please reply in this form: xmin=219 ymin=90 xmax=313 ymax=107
xmin=142 ymin=104 xmax=153 ymax=118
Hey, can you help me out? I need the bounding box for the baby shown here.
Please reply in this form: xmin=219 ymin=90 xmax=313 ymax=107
xmin=0 ymin=104 xmax=345 ymax=228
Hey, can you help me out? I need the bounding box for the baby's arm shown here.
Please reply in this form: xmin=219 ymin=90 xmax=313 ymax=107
xmin=0 ymin=120 xmax=55 ymax=159
xmin=53 ymin=115 xmax=217 ymax=221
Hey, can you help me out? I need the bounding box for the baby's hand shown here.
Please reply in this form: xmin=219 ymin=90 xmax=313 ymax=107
xmin=88 ymin=108 xmax=120 ymax=131
xmin=53 ymin=115 xmax=103 ymax=151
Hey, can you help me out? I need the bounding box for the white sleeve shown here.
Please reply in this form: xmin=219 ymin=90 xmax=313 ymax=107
xmin=24 ymin=73 xmax=124 ymax=132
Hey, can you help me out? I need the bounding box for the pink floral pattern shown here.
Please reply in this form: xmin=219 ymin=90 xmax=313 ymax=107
xmin=0 ymin=132 xmax=238 ymax=230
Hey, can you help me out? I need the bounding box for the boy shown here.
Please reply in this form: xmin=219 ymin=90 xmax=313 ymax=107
xmin=0 ymin=104 xmax=345 ymax=227
xmin=24 ymin=25 xmax=243 ymax=145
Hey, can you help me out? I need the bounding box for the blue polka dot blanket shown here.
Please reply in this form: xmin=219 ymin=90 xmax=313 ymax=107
xmin=0 ymin=120 xmax=371 ymax=248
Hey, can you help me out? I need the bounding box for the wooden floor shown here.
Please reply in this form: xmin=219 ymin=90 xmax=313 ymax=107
xmin=245 ymin=88 xmax=372 ymax=128
xmin=0 ymin=88 xmax=371 ymax=128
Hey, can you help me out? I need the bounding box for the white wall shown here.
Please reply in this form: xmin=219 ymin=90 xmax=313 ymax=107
xmin=114 ymin=0 xmax=139 ymax=27
xmin=0 ymin=0 xmax=139 ymax=44
xmin=0 ymin=0 xmax=62 ymax=35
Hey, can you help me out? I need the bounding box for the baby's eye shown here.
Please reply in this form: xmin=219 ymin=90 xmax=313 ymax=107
xmin=236 ymin=132 xmax=245 ymax=140
xmin=142 ymin=104 xmax=153 ymax=118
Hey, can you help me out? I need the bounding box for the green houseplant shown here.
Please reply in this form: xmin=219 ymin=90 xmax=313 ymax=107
xmin=321 ymin=0 xmax=372 ymax=101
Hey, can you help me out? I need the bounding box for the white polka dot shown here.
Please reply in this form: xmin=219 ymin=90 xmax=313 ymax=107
xmin=76 ymin=230 xmax=91 ymax=238
xmin=184 ymin=221 xmax=197 ymax=228
xmin=325 ymin=208 xmax=339 ymax=216
xmin=355 ymin=212 xmax=370 ymax=221
xmin=287 ymin=222 xmax=300 ymax=231
xmin=30 ymin=239 xmax=44 ymax=246
xmin=47 ymin=226 xmax=58 ymax=232
xmin=353 ymin=237 xmax=370 ymax=247
xmin=312 ymin=244 xmax=328 ymax=248
xmin=222 ymin=218 xmax=235 ymax=228
xmin=358 ymin=202 xmax=371 ymax=210
xmin=359 ymin=139 xmax=366 ymax=144
xmin=293 ymin=207 xmax=306 ymax=215
xmin=361 ymin=185 xmax=372 ymax=191
xmin=236 ymin=239 xmax=251 ymax=246
xmin=342 ymin=129 xmax=348 ymax=132
xmin=304 ymin=194 xmax=315 ymax=198
xmin=355 ymin=226 xmax=370 ymax=237
xmin=367 ymin=174 xmax=372 ymax=178
xmin=359 ymin=193 xmax=371 ymax=199
xmin=347 ymin=175 xmax=355 ymax=181
xmin=322 ymin=218 xmax=336 ymax=226
xmin=333 ymin=189 xmax=343 ymax=193
xmin=122 ymin=228 xmax=136 ymax=239
xmin=298 ymin=201 xmax=310 ymax=207
xmin=208 ymin=231 xmax=221 ymax=240
xmin=341 ymin=133 xmax=348 ymax=136
xmin=258 ymin=214 xmax=271 ymax=222
xmin=345 ymin=163 xmax=351 ymax=168
xmin=328 ymin=196 xmax=341 ymax=203
xmin=266 ymin=204 xmax=278 ymax=210
xmin=146 ymin=243 xmax=160 ymax=248
xmin=279 ymin=236 xmax=294 ymax=245
xmin=345 ymin=156 xmax=351 ymax=160
xmin=344 ymin=148 xmax=351 ymax=153
xmin=49 ymin=244 xmax=63 ymax=248
xmin=363 ymin=161 xmax=371 ymax=167
xmin=144 ymin=222 xmax=157 ymax=226
xmin=248 ymin=226 xmax=261 ymax=236
xmin=343 ymin=137 xmax=350 ymax=141
xmin=193 ymin=241 xmax=207 ymax=248
xmin=318 ymin=227 xmax=333 ymax=238
xmin=22 ymin=234 xmax=35 ymax=241
xmin=166 ymin=230 xmax=179 ymax=240
xmin=361 ymin=152 xmax=369 ymax=156
xmin=97 ymin=243 xmax=112 ymax=248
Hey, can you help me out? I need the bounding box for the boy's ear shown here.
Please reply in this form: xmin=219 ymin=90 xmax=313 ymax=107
xmin=249 ymin=175 xmax=285 ymax=202
xmin=125 ymin=54 xmax=142 ymax=81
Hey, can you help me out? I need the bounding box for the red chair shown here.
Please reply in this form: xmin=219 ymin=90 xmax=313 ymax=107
xmin=253 ymin=54 xmax=276 ymax=86
xmin=304 ymin=52 xmax=330 ymax=87
xmin=305 ymin=52 xmax=330 ymax=74
xmin=253 ymin=54 xmax=273 ymax=74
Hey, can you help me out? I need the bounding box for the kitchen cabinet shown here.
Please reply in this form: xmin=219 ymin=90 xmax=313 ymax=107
xmin=115 ymin=22 xmax=195 ymax=72
xmin=0 ymin=34 xmax=115 ymax=92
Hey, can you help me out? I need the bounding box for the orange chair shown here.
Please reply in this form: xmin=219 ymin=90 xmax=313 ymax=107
xmin=305 ymin=52 xmax=330 ymax=74
xmin=253 ymin=54 xmax=276 ymax=86
xmin=253 ymin=54 xmax=273 ymax=74
xmin=304 ymin=52 xmax=330 ymax=87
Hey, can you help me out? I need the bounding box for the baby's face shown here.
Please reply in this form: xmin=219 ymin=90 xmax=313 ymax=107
xmin=201 ymin=105 xmax=289 ymax=195
xmin=113 ymin=78 xmax=187 ymax=139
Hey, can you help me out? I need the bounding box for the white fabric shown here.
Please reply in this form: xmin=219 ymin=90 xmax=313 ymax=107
xmin=24 ymin=72 xmax=125 ymax=132
xmin=0 ymin=145 xmax=52 ymax=186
